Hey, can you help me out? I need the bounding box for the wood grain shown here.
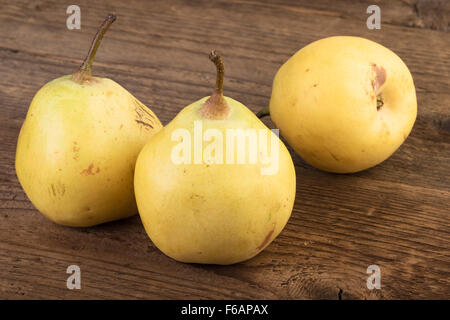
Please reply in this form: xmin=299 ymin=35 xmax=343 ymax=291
xmin=0 ymin=0 xmax=449 ymax=299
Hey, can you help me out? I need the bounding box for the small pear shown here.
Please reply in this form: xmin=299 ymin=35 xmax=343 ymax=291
xmin=134 ymin=51 xmax=296 ymax=265
xmin=265 ymin=36 xmax=417 ymax=173
xmin=15 ymin=14 xmax=162 ymax=227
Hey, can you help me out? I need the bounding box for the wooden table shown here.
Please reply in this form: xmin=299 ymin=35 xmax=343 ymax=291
xmin=1 ymin=0 xmax=449 ymax=300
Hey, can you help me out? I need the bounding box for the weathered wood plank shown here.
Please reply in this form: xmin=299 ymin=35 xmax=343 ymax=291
xmin=0 ymin=0 xmax=448 ymax=299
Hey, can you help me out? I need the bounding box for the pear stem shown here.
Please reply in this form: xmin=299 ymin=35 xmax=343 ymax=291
xmin=200 ymin=50 xmax=230 ymax=120
xmin=257 ymin=105 xmax=270 ymax=118
xmin=209 ymin=50 xmax=224 ymax=96
xmin=73 ymin=14 xmax=116 ymax=83
xmin=377 ymin=95 xmax=384 ymax=111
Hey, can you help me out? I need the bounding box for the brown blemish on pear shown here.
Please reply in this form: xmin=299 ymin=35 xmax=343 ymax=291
xmin=329 ymin=151 xmax=339 ymax=162
xmin=371 ymin=63 xmax=386 ymax=93
xmin=135 ymin=120 xmax=154 ymax=129
xmin=370 ymin=63 xmax=386 ymax=111
xmin=60 ymin=184 xmax=66 ymax=196
xmin=134 ymin=99 xmax=156 ymax=130
xmin=72 ymin=141 xmax=80 ymax=160
xmin=257 ymin=229 xmax=274 ymax=251
xmin=134 ymin=99 xmax=156 ymax=120
xmin=200 ymin=51 xmax=230 ymax=120
xmin=50 ymin=184 xmax=56 ymax=197
xmin=80 ymin=163 xmax=100 ymax=176
xmin=257 ymin=224 xmax=276 ymax=250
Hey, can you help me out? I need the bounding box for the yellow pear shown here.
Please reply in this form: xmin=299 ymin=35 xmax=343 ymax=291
xmin=265 ymin=36 xmax=417 ymax=173
xmin=15 ymin=14 xmax=162 ymax=227
xmin=134 ymin=51 xmax=296 ymax=265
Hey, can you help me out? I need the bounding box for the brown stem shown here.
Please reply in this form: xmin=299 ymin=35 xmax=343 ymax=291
xmin=200 ymin=50 xmax=230 ymax=119
xmin=256 ymin=105 xmax=270 ymax=118
xmin=72 ymin=14 xmax=116 ymax=83
xmin=209 ymin=50 xmax=224 ymax=95
xmin=377 ymin=95 xmax=384 ymax=111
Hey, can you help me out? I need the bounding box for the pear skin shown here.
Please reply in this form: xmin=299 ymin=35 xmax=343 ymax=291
xmin=269 ymin=36 xmax=417 ymax=173
xmin=134 ymin=52 xmax=296 ymax=265
xmin=15 ymin=15 xmax=162 ymax=227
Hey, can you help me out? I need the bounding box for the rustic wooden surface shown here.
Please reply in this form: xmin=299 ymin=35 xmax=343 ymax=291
xmin=0 ymin=0 xmax=449 ymax=300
